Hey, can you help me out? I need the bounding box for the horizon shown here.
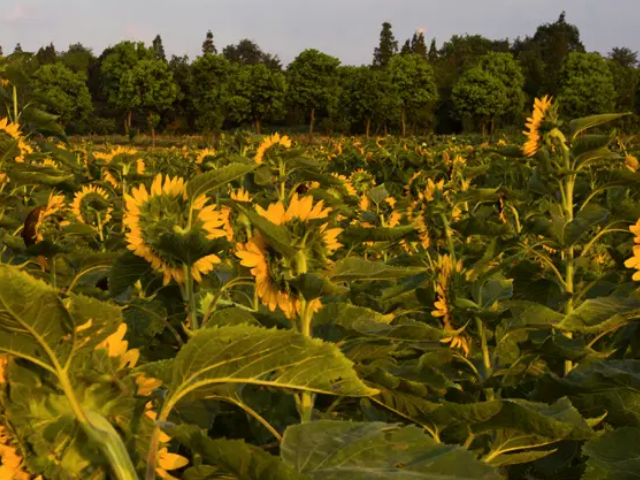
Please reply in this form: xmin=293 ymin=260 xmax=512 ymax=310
xmin=1 ymin=0 xmax=639 ymax=66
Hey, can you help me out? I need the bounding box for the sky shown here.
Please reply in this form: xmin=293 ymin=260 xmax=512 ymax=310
xmin=1 ymin=0 xmax=638 ymax=66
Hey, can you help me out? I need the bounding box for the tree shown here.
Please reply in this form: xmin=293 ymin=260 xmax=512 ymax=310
xmin=287 ymin=49 xmax=340 ymax=138
xmin=609 ymin=47 xmax=638 ymax=68
xmin=118 ymin=59 xmax=177 ymax=146
xmin=35 ymin=43 xmax=56 ymax=66
xmin=14 ymin=44 xmax=23 ymax=54
xmin=202 ymin=30 xmax=217 ymax=55
xmin=341 ymin=66 xmax=398 ymax=137
xmin=33 ymin=63 xmax=93 ymax=127
xmin=558 ymin=52 xmax=616 ymax=118
xmin=190 ymin=53 xmax=231 ymax=132
xmin=411 ymin=30 xmax=428 ymax=61
xmin=223 ymin=39 xmax=282 ymax=70
xmin=475 ymin=52 xmax=525 ymax=127
xmin=0 ymin=45 xmax=4 ymax=57
xmin=153 ymin=35 xmax=167 ymax=62
xmin=389 ymin=55 xmax=438 ymax=136
xmin=60 ymin=43 xmax=95 ymax=74
xmin=453 ymin=68 xmax=508 ymax=137
xmin=100 ymin=41 xmax=153 ymax=131
xmin=428 ymin=39 xmax=438 ymax=62
xmin=226 ymin=64 xmax=286 ymax=133
xmin=373 ymin=22 xmax=398 ymax=67
xmin=400 ymin=40 xmax=412 ymax=56
xmin=167 ymin=54 xmax=194 ymax=131
xmin=608 ymin=58 xmax=638 ymax=124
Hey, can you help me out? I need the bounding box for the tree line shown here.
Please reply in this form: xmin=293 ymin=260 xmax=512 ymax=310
xmin=0 ymin=12 xmax=638 ymax=139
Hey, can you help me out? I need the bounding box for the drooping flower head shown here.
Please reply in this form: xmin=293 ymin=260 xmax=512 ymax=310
xmin=71 ymin=184 xmax=113 ymax=228
xmin=254 ymin=133 xmax=292 ymax=165
xmin=95 ymin=146 xmax=145 ymax=189
xmin=236 ymin=194 xmax=342 ymax=319
xmin=124 ymin=174 xmax=228 ymax=285
xmin=0 ymin=117 xmax=33 ymax=163
xmin=348 ymin=169 xmax=376 ymax=196
xmin=522 ymin=96 xmax=554 ymax=158
xmin=24 ymin=192 xmax=70 ymax=245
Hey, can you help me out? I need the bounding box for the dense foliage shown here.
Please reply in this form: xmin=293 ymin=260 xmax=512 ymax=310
xmin=1 ymin=12 xmax=639 ymax=137
xmin=1 ymin=86 xmax=640 ymax=479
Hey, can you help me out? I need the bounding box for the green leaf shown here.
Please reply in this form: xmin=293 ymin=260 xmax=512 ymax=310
xmin=203 ymin=307 xmax=261 ymax=328
xmin=237 ymin=204 xmax=298 ymax=259
xmin=340 ymin=226 xmax=416 ymax=243
xmin=328 ymin=258 xmax=424 ymax=282
xmin=187 ymin=163 xmax=257 ymax=199
xmin=569 ymin=113 xmax=631 ymax=139
xmin=583 ymin=427 xmax=640 ymax=480
xmin=165 ymin=325 xmax=378 ymax=411
xmin=280 ymin=420 xmax=501 ymax=480
xmin=173 ymin=424 xmax=310 ymax=480
xmin=7 ymin=165 xmax=74 ymax=186
xmin=288 ymin=273 xmax=348 ymax=300
xmin=109 ymin=251 xmax=153 ymax=296
xmin=367 ymin=184 xmax=390 ymax=205
xmin=564 ymin=204 xmax=610 ymax=246
xmin=558 ymin=297 xmax=640 ymax=333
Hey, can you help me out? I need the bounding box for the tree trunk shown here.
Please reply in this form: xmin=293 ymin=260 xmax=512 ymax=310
xmin=255 ymin=118 xmax=261 ymax=135
xmin=124 ymin=116 xmax=129 ymax=134
xmin=490 ymin=117 xmax=495 ymax=142
xmin=384 ymin=124 xmax=388 ymax=136
xmin=128 ymin=110 xmax=133 ymax=131
xmin=401 ymin=110 xmax=406 ymax=138
xmin=481 ymin=120 xmax=486 ymax=139
xmin=149 ymin=112 xmax=156 ymax=148
xmin=366 ymin=118 xmax=371 ymax=138
xmin=309 ymin=107 xmax=315 ymax=141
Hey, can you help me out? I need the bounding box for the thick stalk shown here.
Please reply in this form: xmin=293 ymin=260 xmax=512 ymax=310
xmin=563 ymin=165 xmax=576 ymax=374
xmin=183 ymin=264 xmax=199 ymax=331
xmin=298 ymin=299 xmax=315 ymax=422
xmin=475 ymin=317 xmax=494 ymax=401
xmin=439 ymin=213 xmax=457 ymax=265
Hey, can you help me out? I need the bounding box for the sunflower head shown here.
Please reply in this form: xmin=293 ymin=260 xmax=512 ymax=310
xmin=196 ymin=148 xmax=216 ymax=165
xmin=24 ymin=192 xmax=70 ymax=245
xmin=0 ymin=117 xmax=32 ymax=163
xmin=349 ymin=169 xmax=376 ymax=195
xmin=236 ymin=194 xmax=342 ymax=319
xmin=95 ymin=146 xmax=142 ymax=189
xmin=254 ymin=133 xmax=292 ymax=165
xmin=522 ymin=95 xmax=557 ymax=158
xmin=71 ymin=184 xmax=113 ymax=227
xmin=124 ymin=174 xmax=227 ymax=285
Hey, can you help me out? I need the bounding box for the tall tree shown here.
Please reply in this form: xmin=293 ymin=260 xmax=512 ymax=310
xmin=35 ymin=43 xmax=57 ymax=66
xmin=400 ymin=40 xmax=412 ymax=56
xmin=33 ymin=63 xmax=93 ymax=128
xmin=190 ymin=53 xmax=230 ymax=132
xmin=558 ymin=52 xmax=616 ymax=118
xmin=226 ymin=63 xmax=286 ymax=133
xmin=0 ymin=45 xmax=3 ymax=57
xmin=287 ymin=49 xmax=340 ymax=138
xmin=202 ymin=30 xmax=217 ymax=55
xmin=389 ymin=54 xmax=438 ymax=136
xmin=428 ymin=39 xmax=438 ymax=62
xmin=118 ymin=59 xmax=177 ymax=146
xmin=373 ymin=22 xmax=398 ymax=67
xmin=609 ymin=47 xmax=638 ymax=68
xmin=167 ymin=54 xmax=194 ymax=130
xmin=60 ymin=43 xmax=95 ymax=74
xmin=475 ymin=52 xmax=525 ymax=126
xmin=100 ymin=41 xmax=153 ymax=131
xmin=223 ymin=39 xmax=282 ymax=70
xmin=152 ymin=35 xmax=167 ymax=62
xmin=453 ymin=68 xmax=508 ymax=137
xmin=411 ymin=30 xmax=428 ymax=61
xmin=13 ymin=43 xmax=23 ymax=54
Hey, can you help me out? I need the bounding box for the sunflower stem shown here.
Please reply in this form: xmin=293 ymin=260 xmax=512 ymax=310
xmin=298 ymin=299 xmax=316 ymax=422
xmin=183 ymin=264 xmax=199 ymax=331
xmin=475 ymin=316 xmax=494 ymax=401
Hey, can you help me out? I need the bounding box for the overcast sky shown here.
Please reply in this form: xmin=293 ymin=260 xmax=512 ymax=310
xmin=1 ymin=0 xmax=638 ymax=65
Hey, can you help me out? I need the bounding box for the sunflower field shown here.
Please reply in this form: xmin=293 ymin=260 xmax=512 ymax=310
xmin=1 ymin=96 xmax=640 ymax=480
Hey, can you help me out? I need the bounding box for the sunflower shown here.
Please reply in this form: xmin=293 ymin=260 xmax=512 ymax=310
xmin=0 ymin=425 xmax=34 ymax=480
xmin=431 ymin=254 xmax=468 ymax=355
xmin=95 ymin=323 xmax=139 ymax=369
xmin=348 ymin=169 xmax=376 ymax=195
xmin=624 ymin=219 xmax=640 ymax=280
xmin=71 ymin=185 xmax=113 ymax=227
xmin=0 ymin=117 xmax=32 ymax=163
xmin=522 ymin=95 xmax=553 ymax=157
xmin=124 ymin=174 xmax=227 ymax=285
xmin=236 ymin=194 xmax=342 ymax=319
xmin=254 ymin=133 xmax=292 ymax=164
xmin=196 ymin=148 xmax=216 ymax=165
xmin=143 ymin=403 xmax=189 ymax=480
xmin=330 ymin=173 xmax=356 ymax=196
xmin=95 ymin=146 xmax=141 ymax=189
xmin=31 ymin=192 xmax=69 ymax=244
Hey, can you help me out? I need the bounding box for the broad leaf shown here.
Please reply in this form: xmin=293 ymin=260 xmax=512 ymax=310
xmin=340 ymin=226 xmax=416 ymax=243
xmin=187 ymin=163 xmax=257 ymax=199
xmin=109 ymin=251 xmax=153 ymax=296
xmin=582 ymin=427 xmax=640 ymax=480
xmin=558 ymin=297 xmax=640 ymax=333
xmin=569 ymin=113 xmax=631 ymax=139
xmin=280 ymin=420 xmax=501 ymax=480
xmin=164 ymin=325 xmax=378 ymax=410
xmin=328 ymin=258 xmax=424 ymax=282
xmin=237 ymin=205 xmax=298 ymax=259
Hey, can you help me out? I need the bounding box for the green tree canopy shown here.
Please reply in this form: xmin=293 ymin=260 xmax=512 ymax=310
xmin=35 ymin=43 xmax=57 ymax=66
xmin=190 ymin=53 xmax=230 ymax=132
xmin=452 ymin=67 xmax=508 ymax=135
xmin=286 ymin=49 xmax=340 ymax=137
xmin=118 ymin=59 xmax=177 ymax=144
xmin=223 ymin=39 xmax=282 ymax=71
xmin=202 ymin=30 xmax=217 ymax=55
xmin=558 ymin=52 xmax=616 ymax=118
xmin=33 ymin=63 xmax=93 ymax=127
xmin=60 ymin=43 xmax=95 ymax=74
xmin=388 ymin=54 xmax=438 ymax=136
xmin=475 ymin=51 xmax=525 ymax=117
xmin=226 ymin=63 xmax=286 ymax=133
xmin=373 ymin=22 xmax=398 ymax=67
xmin=152 ymin=34 xmax=167 ymax=62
